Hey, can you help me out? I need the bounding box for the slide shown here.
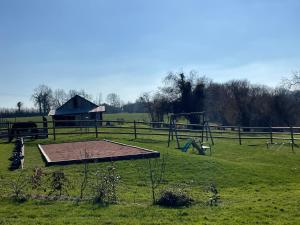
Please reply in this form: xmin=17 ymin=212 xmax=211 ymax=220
xmin=181 ymin=139 xmax=193 ymax=152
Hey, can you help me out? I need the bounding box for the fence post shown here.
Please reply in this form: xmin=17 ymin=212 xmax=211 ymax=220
xmin=290 ymin=126 xmax=294 ymax=152
xmin=7 ymin=121 xmax=10 ymax=142
xmin=43 ymin=116 xmax=48 ymax=138
xmin=238 ymin=126 xmax=242 ymax=145
xmin=134 ymin=120 xmax=137 ymax=139
xmin=52 ymin=119 xmax=56 ymax=141
xmin=269 ymin=126 xmax=273 ymax=144
xmin=95 ymin=120 xmax=98 ymax=138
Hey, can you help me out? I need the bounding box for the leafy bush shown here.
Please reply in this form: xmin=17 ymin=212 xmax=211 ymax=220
xmin=157 ymin=186 xmax=193 ymax=207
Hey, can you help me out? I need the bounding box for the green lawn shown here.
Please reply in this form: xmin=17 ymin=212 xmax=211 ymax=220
xmin=0 ymin=129 xmax=300 ymax=225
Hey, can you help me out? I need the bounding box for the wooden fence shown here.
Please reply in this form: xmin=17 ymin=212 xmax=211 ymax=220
xmin=0 ymin=119 xmax=299 ymax=149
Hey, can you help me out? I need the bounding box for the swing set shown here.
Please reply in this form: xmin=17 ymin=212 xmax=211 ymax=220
xmin=167 ymin=112 xmax=214 ymax=155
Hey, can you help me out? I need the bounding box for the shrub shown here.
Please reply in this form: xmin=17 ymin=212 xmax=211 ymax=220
xmin=48 ymin=170 xmax=70 ymax=197
xmin=0 ymin=175 xmax=5 ymax=199
xmin=92 ymin=163 xmax=120 ymax=205
xmin=157 ymin=186 xmax=193 ymax=207
xmin=9 ymin=172 xmax=28 ymax=202
xmin=31 ymin=167 xmax=43 ymax=190
xmin=206 ymin=183 xmax=220 ymax=206
xmin=148 ymin=156 xmax=167 ymax=204
xmin=79 ymin=150 xmax=90 ymax=200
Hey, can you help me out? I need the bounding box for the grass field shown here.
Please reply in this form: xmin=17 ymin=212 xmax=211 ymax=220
xmin=1 ymin=113 xmax=150 ymax=123
xmin=0 ymin=114 xmax=300 ymax=224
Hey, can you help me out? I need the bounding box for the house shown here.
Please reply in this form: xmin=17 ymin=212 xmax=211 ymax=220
xmin=49 ymin=95 xmax=105 ymax=126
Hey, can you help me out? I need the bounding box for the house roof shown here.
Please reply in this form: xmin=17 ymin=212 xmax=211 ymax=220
xmin=49 ymin=95 xmax=105 ymax=116
xmin=89 ymin=106 xmax=106 ymax=113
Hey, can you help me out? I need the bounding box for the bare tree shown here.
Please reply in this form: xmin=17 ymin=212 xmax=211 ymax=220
xmin=31 ymin=85 xmax=53 ymax=115
xmin=139 ymin=92 xmax=155 ymax=122
xmin=68 ymin=89 xmax=92 ymax=101
xmin=106 ymin=93 xmax=121 ymax=108
xmin=94 ymin=93 xmax=103 ymax=106
xmin=148 ymin=156 xmax=166 ymax=204
xmin=140 ymin=92 xmax=170 ymax=124
xmin=282 ymin=71 xmax=300 ymax=89
xmin=52 ymin=89 xmax=68 ymax=108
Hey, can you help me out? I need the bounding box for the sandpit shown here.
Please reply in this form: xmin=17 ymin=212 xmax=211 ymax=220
xmin=38 ymin=139 xmax=160 ymax=165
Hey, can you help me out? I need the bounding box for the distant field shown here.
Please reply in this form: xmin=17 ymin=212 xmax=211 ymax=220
xmin=103 ymin=113 xmax=150 ymax=122
xmin=1 ymin=113 xmax=150 ymax=123
xmin=0 ymin=125 xmax=300 ymax=224
xmin=0 ymin=116 xmax=51 ymax=123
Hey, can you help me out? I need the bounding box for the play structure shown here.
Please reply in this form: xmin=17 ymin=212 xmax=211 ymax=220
xmin=167 ymin=112 xmax=214 ymax=154
xmin=181 ymin=138 xmax=212 ymax=155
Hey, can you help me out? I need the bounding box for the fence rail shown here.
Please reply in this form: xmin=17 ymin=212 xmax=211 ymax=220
xmin=0 ymin=120 xmax=298 ymax=149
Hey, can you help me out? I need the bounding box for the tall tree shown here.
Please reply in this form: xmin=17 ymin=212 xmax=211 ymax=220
xmin=270 ymin=88 xmax=299 ymax=126
xmin=106 ymin=93 xmax=121 ymax=108
xmin=94 ymin=93 xmax=103 ymax=105
xmin=52 ymin=89 xmax=68 ymax=108
xmin=16 ymin=101 xmax=23 ymax=113
xmin=139 ymin=93 xmax=155 ymax=122
xmin=68 ymin=89 xmax=92 ymax=101
xmin=162 ymin=71 xmax=207 ymax=124
xmin=32 ymin=85 xmax=53 ymax=115
xmin=139 ymin=92 xmax=170 ymax=123
xmin=226 ymin=80 xmax=253 ymax=127
xmin=283 ymin=71 xmax=300 ymax=89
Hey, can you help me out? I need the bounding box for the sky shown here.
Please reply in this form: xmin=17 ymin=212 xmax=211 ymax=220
xmin=0 ymin=0 xmax=300 ymax=108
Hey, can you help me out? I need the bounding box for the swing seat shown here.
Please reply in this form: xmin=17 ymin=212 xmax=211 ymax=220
xmin=192 ymin=140 xmax=211 ymax=155
xmin=200 ymin=144 xmax=212 ymax=155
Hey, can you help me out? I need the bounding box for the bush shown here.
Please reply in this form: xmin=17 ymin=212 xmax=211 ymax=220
xmin=31 ymin=167 xmax=43 ymax=190
xmin=0 ymin=175 xmax=5 ymax=199
xmin=92 ymin=163 xmax=120 ymax=205
xmin=147 ymin=157 xmax=166 ymax=204
xmin=9 ymin=172 xmax=28 ymax=202
xmin=157 ymin=187 xmax=193 ymax=207
xmin=207 ymin=183 xmax=220 ymax=206
xmin=48 ymin=170 xmax=70 ymax=197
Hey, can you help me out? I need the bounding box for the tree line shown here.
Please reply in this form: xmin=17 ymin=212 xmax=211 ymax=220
xmin=0 ymin=86 xmax=134 ymax=117
xmin=138 ymin=71 xmax=300 ymax=127
xmin=2 ymin=71 xmax=300 ymax=127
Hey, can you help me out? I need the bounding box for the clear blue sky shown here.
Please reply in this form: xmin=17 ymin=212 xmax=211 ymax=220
xmin=0 ymin=0 xmax=299 ymax=108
